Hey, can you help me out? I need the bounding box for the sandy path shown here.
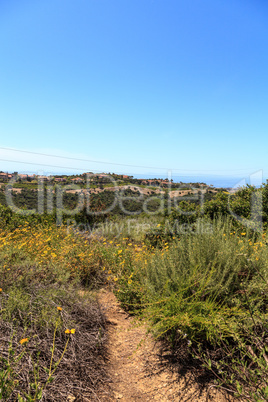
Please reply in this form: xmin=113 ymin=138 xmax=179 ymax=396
xmin=98 ymin=289 xmax=234 ymax=402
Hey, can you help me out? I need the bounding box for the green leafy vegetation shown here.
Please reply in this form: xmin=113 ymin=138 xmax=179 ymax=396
xmin=0 ymin=181 xmax=268 ymax=400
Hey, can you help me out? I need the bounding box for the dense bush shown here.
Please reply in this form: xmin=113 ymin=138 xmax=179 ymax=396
xmin=113 ymin=217 xmax=268 ymax=400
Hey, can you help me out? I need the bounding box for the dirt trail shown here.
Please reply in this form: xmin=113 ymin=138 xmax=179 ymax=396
xmin=98 ymin=289 xmax=233 ymax=402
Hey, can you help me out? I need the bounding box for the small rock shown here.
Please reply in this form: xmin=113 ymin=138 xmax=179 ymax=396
xmin=108 ymin=319 xmax=119 ymax=325
xmin=114 ymin=392 xmax=123 ymax=399
xmin=67 ymin=395 xmax=76 ymax=402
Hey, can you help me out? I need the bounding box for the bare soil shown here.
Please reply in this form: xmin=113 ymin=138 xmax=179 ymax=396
xmin=65 ymin=186 xmax=212 ymax=199
xmin=98 ymin=289 xmax=234 ymax=402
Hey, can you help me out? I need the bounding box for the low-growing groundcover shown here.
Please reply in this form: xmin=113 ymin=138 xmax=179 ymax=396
xmin=0 ymin=287 xmax=108 ymax=401
xmin=0 ymin=222 xmax=110 ymax=401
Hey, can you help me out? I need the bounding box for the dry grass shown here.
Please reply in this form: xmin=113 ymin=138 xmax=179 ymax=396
xmin=0 ymin=221 xmax=111 ymax=401
xmin=0 ymin=285 xmax=110 ymax=401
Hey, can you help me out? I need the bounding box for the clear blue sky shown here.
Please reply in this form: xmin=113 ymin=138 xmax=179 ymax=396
xmin=0 ymin=0 xmax=268 ymax=184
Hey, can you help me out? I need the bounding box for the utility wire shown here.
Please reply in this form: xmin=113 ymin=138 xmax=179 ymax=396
xmin=0 ymin=146 xmax=256 ymax=173
xmin=0 ymin=146 xmax=169 ymax=171
xmin=0 ymin=158 xmax=253 ymax=186
xmin=0 ymin=158 xmax=96 ymax=172
xmin=0 ymin=158 xmax=171 ymax=177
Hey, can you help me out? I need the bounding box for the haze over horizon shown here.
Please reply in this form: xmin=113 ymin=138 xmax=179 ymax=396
xmin=0 ymin=0 xmax=268 ymax=185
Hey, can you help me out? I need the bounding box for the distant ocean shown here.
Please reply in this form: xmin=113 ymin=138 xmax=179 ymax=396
xmin=133 ymin=174 xmax=266 ymax=189
xmin=52 ymin=170 xmax=266 ymax=189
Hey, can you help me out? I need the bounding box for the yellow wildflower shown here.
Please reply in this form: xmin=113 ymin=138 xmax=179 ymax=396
xmin=19 ymin=338 xmax=29 ymax=345
xmin=57 ymin=306 xmax=62 ymax=311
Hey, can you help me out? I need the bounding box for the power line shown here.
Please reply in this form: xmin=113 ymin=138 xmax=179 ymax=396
xmin=0 ymin=158 xmax=258 ymax=186
xmin=0 ymin=158 xmax=96 ymax=172
xmin=0 ymin=158 xmax=170 ymax=177
xmin=0 ymin=146 xmax=169 ymax=171
xmin=0 ymin=146 xmax=257 ymax=173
